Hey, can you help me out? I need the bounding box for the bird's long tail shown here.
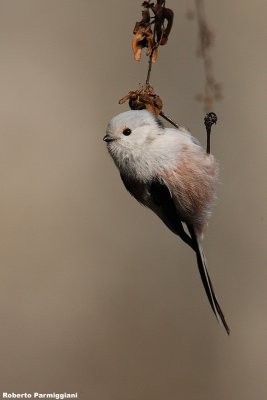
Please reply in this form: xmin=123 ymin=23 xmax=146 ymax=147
xmin=187 ymin=225 xmax=230 ymax=335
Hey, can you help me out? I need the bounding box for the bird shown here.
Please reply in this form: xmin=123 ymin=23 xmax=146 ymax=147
xmin=103 ymin=109 xmax=230 ymax=334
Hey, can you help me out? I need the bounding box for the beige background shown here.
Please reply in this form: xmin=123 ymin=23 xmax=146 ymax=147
xmin=0 ymin=1 xmax=266 ymax=399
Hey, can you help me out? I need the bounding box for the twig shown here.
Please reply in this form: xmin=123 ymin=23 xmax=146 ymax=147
xmin=204 ymin=112 xmax=217 ymax=154
xmin=194 ymin=0 xmax=222 ymax=110
xmin=159 ymin=111 xmax=180 ymax=128
xmin=145 ymin=41 xmax=156 ymax=85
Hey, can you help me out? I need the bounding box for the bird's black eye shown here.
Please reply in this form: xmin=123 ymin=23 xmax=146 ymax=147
xmin=122 ymin=128 xmax=132 ymax=136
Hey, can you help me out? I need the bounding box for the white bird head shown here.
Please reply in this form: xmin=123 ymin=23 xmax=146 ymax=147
xmin=103 ymin=110 xmax=197 ymax=179
xmin=103 ymin=110 xmax=163 ymax=150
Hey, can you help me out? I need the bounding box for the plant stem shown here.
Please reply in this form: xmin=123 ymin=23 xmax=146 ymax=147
xmin=159 ymin=111 xmax=180 ymax=128
xmin=146 ymin=49 xmax=154 ymax=85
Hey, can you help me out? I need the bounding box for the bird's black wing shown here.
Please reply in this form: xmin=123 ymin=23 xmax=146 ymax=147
xmin=120 ymin=173 xmax=193 ymax=248
xmin=148 ymin=178 xmax=195 ymax=250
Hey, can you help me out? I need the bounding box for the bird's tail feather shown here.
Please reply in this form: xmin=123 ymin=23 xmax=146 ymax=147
xmin=188 ymin=225 xmax=230 ymax=335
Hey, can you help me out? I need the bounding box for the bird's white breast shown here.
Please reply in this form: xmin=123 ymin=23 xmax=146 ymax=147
xmin=111 ymin=128 xmax=201 ymax=182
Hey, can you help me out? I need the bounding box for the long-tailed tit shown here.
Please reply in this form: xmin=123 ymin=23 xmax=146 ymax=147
xmin=103 ymin=109 xmax=229 ymax=334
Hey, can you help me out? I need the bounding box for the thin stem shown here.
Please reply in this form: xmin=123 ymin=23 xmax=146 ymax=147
xmin=146 ymin=49 xmax=154 ymax=85
xmin=194 ymin=0 xmax=220 ymax=110
xmin=206 ymin=128 xmax=211 ymax=154
xmin=145 ymin=24 xmax=157 ymax=85
xmin=204 ymin=112 xmax=217 ymax=154
xmin=159 ymin=111 xmax=180 ymax=128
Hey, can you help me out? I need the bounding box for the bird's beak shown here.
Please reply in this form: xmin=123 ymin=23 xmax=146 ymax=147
xmin=103 ymin=134 xmax=115 ymax=143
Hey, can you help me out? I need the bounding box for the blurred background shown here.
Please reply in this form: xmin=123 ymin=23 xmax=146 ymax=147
xmin=0 ymin=0 xmax=266 ymax=399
